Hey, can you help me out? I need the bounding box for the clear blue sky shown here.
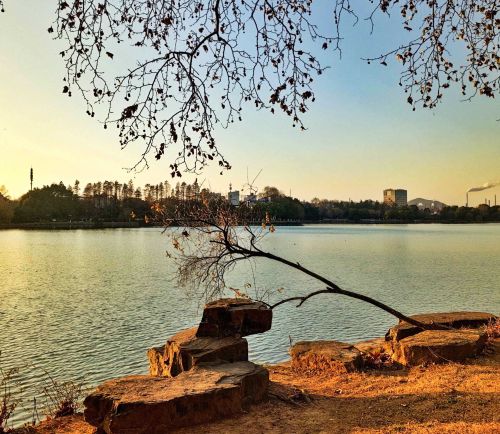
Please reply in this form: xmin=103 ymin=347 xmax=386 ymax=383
xmin=0 ymin=1 xmax=498 ymax=206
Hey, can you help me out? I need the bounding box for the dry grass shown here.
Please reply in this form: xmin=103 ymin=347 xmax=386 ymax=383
xmin=0 ymin=353 xmax=21 ymax=434
xmin=39 ymin=376 xmax=84 ymax=420
xmin=12 ymin=339 xmax=500 ymax=434
xmin=486 ymin=318 xmax=500 ymax=340
xmin=11 ymin=415 xmax=93 ymax=434
xmin=178 ymin=339 xmax=500 ymax=434
xmin=0 ymin=356 xmax=85 ymax=433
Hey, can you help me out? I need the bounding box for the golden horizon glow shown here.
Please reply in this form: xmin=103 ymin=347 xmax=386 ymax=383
xmin=1 ymin=1 xmax=499 ymax=207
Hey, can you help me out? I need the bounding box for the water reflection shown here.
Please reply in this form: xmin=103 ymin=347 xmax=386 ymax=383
xmin=0 ymin=224 xmax=499 ymax=424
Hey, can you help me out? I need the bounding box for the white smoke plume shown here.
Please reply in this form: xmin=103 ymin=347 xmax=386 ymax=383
xmin=468 ymin=181 xmax=500 ymax=193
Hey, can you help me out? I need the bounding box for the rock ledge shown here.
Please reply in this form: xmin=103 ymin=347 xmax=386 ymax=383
xmin=290 ymin=340 xmax=363 ymax=374
xmin=84 ymin=361 xmax=268 ymax=434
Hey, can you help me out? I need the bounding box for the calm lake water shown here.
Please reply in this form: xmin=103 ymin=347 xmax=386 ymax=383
xmin=1 ymin=224 xmax=499 ymax=425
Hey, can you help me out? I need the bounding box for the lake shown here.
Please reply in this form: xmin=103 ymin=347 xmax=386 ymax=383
xmin=1 ymin=224 xmax=499 ymax=425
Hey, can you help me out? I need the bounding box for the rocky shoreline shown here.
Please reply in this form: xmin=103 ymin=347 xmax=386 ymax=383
xmin=11 ymin=302 xmax=498 ymax=434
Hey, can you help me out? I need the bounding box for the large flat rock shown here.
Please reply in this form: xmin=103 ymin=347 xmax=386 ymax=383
xmin=148 ymin=327 xmax=248 ymax=377
xmin=290 ymin=340 xmax=363 ymax=374
xmin=387 ymin=311 xmax=496 ymax=342
xmin=391 ymin=329 xmax=487 ymax=366
xmin=84 ymin=362 xmax=269 ymax=434
xmin=196 ymin=298 xmax=272 ymax=338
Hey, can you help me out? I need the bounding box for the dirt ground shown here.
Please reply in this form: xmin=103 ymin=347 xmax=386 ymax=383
xmin=16 ymin=340 xmax=500 ymax=434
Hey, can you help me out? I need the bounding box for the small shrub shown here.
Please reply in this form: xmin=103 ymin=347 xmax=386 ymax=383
xmin=362 ymin=352 xmax=392 ymax=369
xmin=39 ymin=374 xmax=84 ymax=419
xmin=485 ymin=317 xmax=500 ymax=340
xmin=0 ymin=353 xmax=22 ymax=433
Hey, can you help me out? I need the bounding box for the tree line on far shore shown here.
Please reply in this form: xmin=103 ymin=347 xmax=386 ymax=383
xmin=0 ymin=182 xmax=499 ymax=225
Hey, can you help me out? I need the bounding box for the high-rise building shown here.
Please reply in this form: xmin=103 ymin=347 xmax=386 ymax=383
xmin=383 ymin=188 xmax=407 ymax=206
xmin=228 ymin=190 xmax=240 ymax=206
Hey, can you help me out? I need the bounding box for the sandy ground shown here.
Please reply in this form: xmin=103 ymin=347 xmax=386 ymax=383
xmin=15 ymin=340 xmax=500 ymax=434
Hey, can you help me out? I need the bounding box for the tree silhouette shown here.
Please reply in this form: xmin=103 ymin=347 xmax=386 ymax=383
xmin=11 ymin=0 xmax=491 ymax=176
xmin=159 ymin=201 xmax=451 ymax=330
xmin=0 ymin=1 xmax=496 ymax=173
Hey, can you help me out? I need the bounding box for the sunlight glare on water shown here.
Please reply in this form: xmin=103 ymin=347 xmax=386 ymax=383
xmin=0 ymin=224 xmax=499 ymax=425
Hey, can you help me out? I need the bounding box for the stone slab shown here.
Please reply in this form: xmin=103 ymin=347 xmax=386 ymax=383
xmin=84 ymin=362 xmax=269 ymax=434
xmin=196 ymin=298 xmax=272 ymax=338
xmin=386 ymin=311 xmax=496 ymax=342
xmin=391 ymin=329 xmax=487 ymax=366
xmin=290 ymin=340 xmax=363 ymax=374
xmin=148 ymin=327 xmax=248 ymax=377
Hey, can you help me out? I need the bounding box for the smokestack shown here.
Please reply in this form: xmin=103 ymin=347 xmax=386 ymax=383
xmin=488 ymin=200 xmax=491 ymax=206
xmin=496 ymin=195 xmax=497 ymax=206
xmin=466 ymin=191 xmax=469 ymax=207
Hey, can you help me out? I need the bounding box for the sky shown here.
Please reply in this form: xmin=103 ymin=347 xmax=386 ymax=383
xmin=0 ymin=1 xmax=499 ymax=206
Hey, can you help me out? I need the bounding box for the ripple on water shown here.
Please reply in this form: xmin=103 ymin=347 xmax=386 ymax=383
xmin=1 ymin=225 xmax=500 ymax=425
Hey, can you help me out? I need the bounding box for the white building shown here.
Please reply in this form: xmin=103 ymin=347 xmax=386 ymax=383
xmin=228 ymin=190 xmax=240 ymax=206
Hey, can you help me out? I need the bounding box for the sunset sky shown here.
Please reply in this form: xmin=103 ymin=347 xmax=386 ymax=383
xmin=0 ymin=1 xmax=498 ymax=206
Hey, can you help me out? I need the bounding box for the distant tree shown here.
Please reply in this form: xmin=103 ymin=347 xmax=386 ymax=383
xmin=255 ymin=196 xmax=305 ymax=221
xmin=185 ymin=184 xmax=193 ymax=201
xmin=127 ymin=180 xmax=134 ymax=198
xmin=93 ymin=182 xmax=102 ymax=197
xmin=192 ymin=179 xmax=200 ymax=200
xmin=113 ymin=181 xmax=121 ymax=199
xmin=0 ymin=185 xmax=9 ymax=199
xmin=164 ymin=181 xmax=171 ymax=199
xmin=121 ymin=183 xmax=128 ymax=200
xmin=259 ymin=186 xmax=283 ymax=200
xmin=73 ymin=179 xmax=80 ymax=196
xmin=144 ymin=183 xmax=153 ymax=202
xmin=83 ymin=183 xmax=93 ymax=199
xmin=3 ymin=0 xmax=489 ymax=175
xmin=0 ymin=190 xmax=16 ymax=223
xmin=303 ymin=202 xmax=320 ymax=221
xmin=180 ymin=182 xmax=187 ymax=201
xmin=103 ymin=180 xmax=113 ymax=200
xmin=13 ymin=183 xmax=81 ymax=222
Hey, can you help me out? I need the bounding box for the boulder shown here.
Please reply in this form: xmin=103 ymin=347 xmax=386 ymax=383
xmin=84 ymin=362 xmax=269 ymax=434
xmin=290 ymin=340 xmax=363 ymax=374
xmin=391 ymin=329 xmax=487 ymax=366
xmin=147 ymin=327 xmax=248 ymax=377
xmin=196 ymin=298 xmax=272 ymax=338
xmin=386 ymin=311 xmax=496 ymax=342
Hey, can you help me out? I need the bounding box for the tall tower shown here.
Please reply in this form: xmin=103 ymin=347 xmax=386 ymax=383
xmin=30 ymin=167 xmax=33 ymax=191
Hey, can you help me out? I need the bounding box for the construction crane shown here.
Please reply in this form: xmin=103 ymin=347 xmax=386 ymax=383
xmin=241 ymin=168 xmax=262 ymax=204
xmin=242 ymin=168 xmax=262 ymax=196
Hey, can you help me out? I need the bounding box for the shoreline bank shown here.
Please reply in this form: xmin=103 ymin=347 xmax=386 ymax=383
xmin=2 ymin=220 xmax=500 ymax=230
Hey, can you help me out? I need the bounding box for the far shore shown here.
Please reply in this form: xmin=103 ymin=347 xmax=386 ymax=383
xmin=1 ymin=220 xmax=500 ymax=230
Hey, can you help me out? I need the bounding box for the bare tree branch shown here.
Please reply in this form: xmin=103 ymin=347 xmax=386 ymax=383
xmin=155 ymin=200 xmax=448 ymax=331
xmin=48 ymin=0 xmax=334 ymax=174
xmin=365 ymin=0 xmax=499 ymax=109
xmin=2 ymin=1 xmax=496 ymax=172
